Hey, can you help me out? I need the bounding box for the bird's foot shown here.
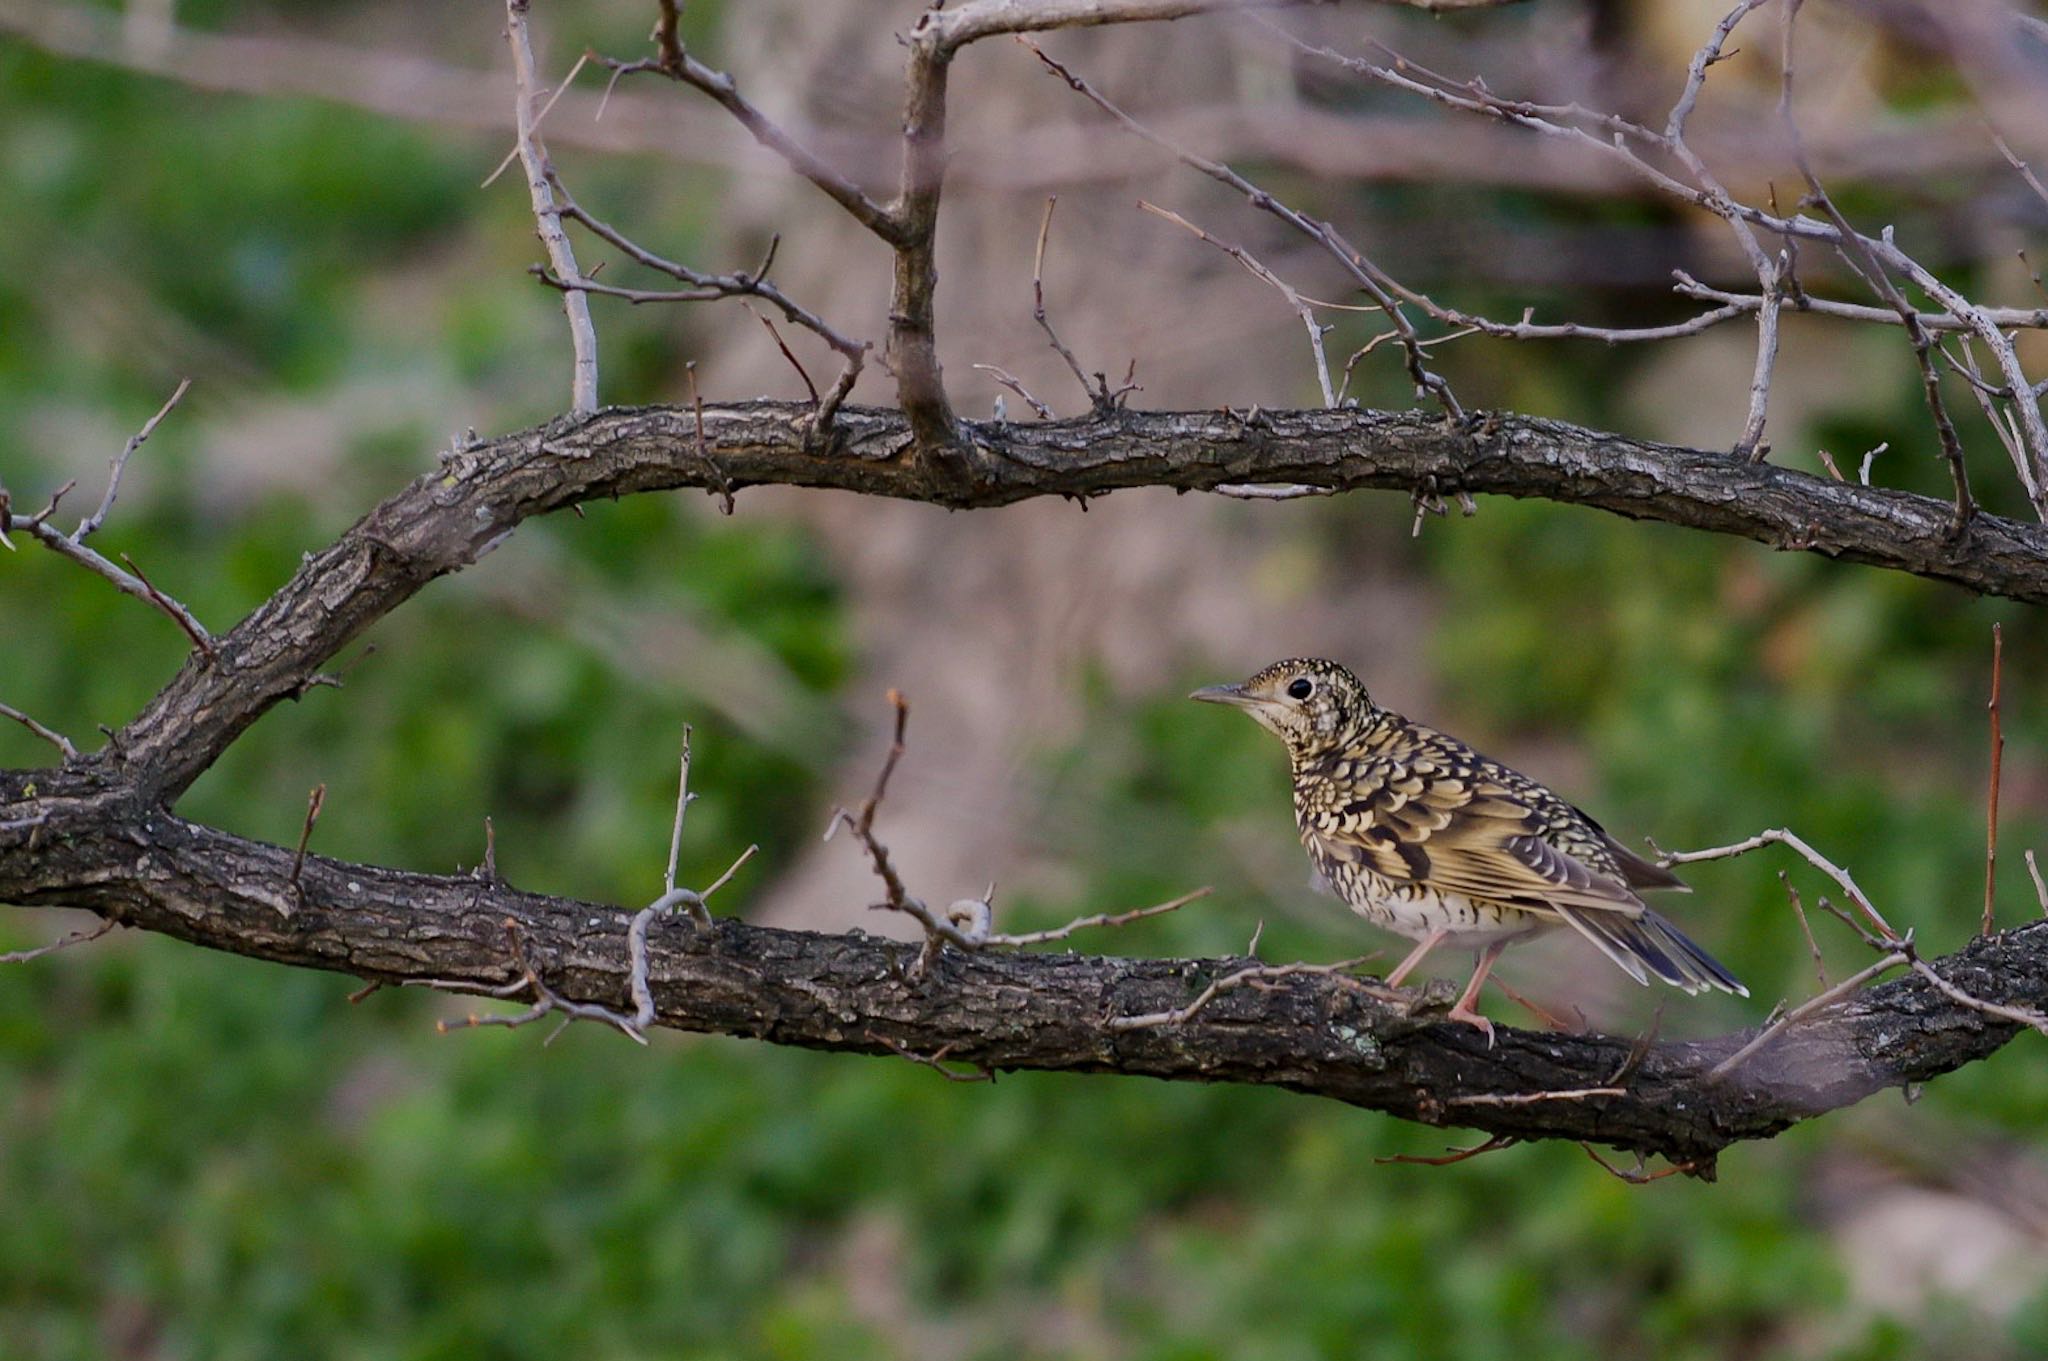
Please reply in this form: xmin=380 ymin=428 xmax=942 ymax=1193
xmin=1444 ymin=1001 xmax=1497 ymax=1049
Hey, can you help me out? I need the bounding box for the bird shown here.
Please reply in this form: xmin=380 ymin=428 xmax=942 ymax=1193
xmin=1190 ymin=657 xmax=1745 ymax=1042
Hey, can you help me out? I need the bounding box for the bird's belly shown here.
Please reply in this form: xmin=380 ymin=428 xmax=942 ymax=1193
xmin=1327 ymin=867 xmax=1548 ymax=947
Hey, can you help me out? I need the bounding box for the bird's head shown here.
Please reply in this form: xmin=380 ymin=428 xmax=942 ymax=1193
xmin=1189 ymin=657 xmax=1377 ymax=755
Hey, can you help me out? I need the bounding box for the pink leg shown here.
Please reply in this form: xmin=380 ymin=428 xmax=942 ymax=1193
xmin=1384 ymin=926 xmax=1449 ymax=988
xmin=1446 ymin=940 xmax=1509 ymax=1047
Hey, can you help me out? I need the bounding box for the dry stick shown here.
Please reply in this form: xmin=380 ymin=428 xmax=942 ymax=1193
xmin=1 ymin=505 xmax=213 ymax=655
xmin=0 ymin=918 xmax=115 ymax=965
xmin=0 ymin=701 xmax=78 ymax=761
xmin=1671 ymin=277 xmax=2048 ymax=335
xmin=116 ymin=552 xmax=215 ymax=659
xmin=1376 ymin=1134 xmax=1520 ymax=1167
xmin=684 ymin=363 xmax=736 ymax=515
xmin=505 ymin=0 xmax=598 ymax=414
xmin=745 ymin=305 xmax=820 ymax=404
xmin=1781 ymin=0 xmax=1973 ymax=530
xmin=984 ymin=886 xmax=1213 ymax=946
xmin=1263 ymin=15 xmax=2041 ymax=498
xmin=482 ymin=50 xmax=588 ymax=190
xmin=1668 ymin=0 xmax=1778 ymax=459
xmin=2029 ymin=849 xmax=2048 ymax=918
xmin=1781 ymin=872 xmax=1828 ymax=989
xmin=420 ymin=728 xmax=756 ymax=1044
xmin=75 ymin=377 xmax=190 ymax=543
xmin=1446 ymin=1086 xmax=1625 ymax=1108
xmin=1986 ymin=621 xmax=2005 ymax=935
xmin=1021 ymin=38 xmax=1461 ymax=423
xmin=1581 ymin=1144 xmax=1699 ymax=1185
xmin=286 ymin=783 xmax=327 ymax=909
xmin=1709 ymin=948 xmax=1912 ymax=1080
xmin=1663 ymin=828 xmax=1897 ymax=941
xmin=1107 ymin=956 xmax=1378 ymax=1032
xmin=545 ymin=181 xmax=867 ymax=433
xmin=664 ymin=725 xmax=695 ymax=902
xmin=868 ymin=1033 xmax=995 ymax=1084
xmin=1032 ymin=196 xmax=1110 ymax=412
xmin=1139 ymin=200 xmax=1335 ymax=408
xmin=971 ymin=363 xmax=1055 ymax=420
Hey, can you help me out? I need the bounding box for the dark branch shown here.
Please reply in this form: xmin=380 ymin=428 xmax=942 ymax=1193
xmin=2 ymin=799 xmax=2042 ymax=1168
xmin=63 ymin=400 xmax=2048 ymax=806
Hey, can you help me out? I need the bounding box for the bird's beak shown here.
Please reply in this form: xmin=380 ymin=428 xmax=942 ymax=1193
xmin=1188 ymin=683 xmax=1254 ymax=707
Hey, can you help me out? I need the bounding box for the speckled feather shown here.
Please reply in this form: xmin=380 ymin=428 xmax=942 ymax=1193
xmin=1199 ymin=659 xmax=1745 ymax=997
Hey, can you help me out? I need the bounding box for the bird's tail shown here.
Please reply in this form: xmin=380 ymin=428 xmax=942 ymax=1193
xmin=1554 ymin=905 xmax=1748 ymax=997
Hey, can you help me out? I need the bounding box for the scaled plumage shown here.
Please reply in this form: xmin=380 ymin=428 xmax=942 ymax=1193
xmin=1191 ymin=658 xmax=1745 ymax=1040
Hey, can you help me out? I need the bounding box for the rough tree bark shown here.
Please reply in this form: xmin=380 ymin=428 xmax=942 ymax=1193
xmin=4 ymin=398 xmax=2045 ymax=1176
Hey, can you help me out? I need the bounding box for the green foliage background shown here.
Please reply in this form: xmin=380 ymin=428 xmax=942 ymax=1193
xmin=3 ymin=5 xmax=2046 ymax=1358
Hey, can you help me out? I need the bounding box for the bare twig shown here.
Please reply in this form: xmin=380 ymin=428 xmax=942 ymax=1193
xmin=985 ymin=886 xmax=1213 ymax=946
xmin=116 ymin=552 xmax=215 ymax=659
xmin=0 ymin=701 xmax=78 ymax=761
xmin=1782 ymin=872 xmax=1827 ymax=990
xmin=74 ymin=377 xmax=190 ymax=543
xmin=285 ymin=783 xmax=326 ymax=912
xmin=1580 ymin=1144 xmax=1702 ymax=1184
xmin=869 ymin=1033 xmax=995 ymax=1084
xmin=0 ymin=917 xmax=116 ymax=965
xmin=1108 ymin=955 xmax=1377 ymax=1031
xmin=505 ymin=0 xmax=598 ymax=414
xmin=1709 ymin=948 xmax=1912 ymax=1080
xmin=1445 ymin=1086 xmax=1625 ymax=1107
xmin=1986 ymin=622 xmax=2005 ymax=935
xmin=2029 ymin=850 xmax=2048 ymax=919
xmin=973 ymin=364 xmax=1055 ymax=420
xmin=664 ymin=724 xmax=695 ymax=902
xmin=1033 ymin=196 xmax=1105 ymax=413
xmin=1024 ymin=38 xmax=1461 ymax=422
xmin=1662 ymin=828 xmax=1896 ymax=941
xmin=1376 ymin=1134 xmax=1520 ymax=1167
xmin=1140 ymin=200 xmax=1335 ymax=408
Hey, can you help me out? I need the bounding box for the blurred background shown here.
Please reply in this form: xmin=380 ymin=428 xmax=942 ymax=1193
xmin=3 ymin=0 xmax=2048 ymax=1356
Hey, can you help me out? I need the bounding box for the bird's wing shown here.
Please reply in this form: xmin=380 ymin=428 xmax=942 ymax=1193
xmin=1310 ymin=776 xmax=1647 ymax=918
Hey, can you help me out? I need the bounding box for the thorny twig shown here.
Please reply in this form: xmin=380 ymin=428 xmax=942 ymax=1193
xmin=0 ymin=918 xmax=116 ymax=966
xmin=869 ymin=1033 xmax=995 ymax=1084
xmin=0 ymin=701 xmax=78 ymax=762
xmin=505 ymin=0 xmax=598 ymax=413
xmin=75 ymin=377 xmax=190 ymax=543
xmin=1107 ymin=956 xmax=1379 ymax=1032
xmin=1140 ymin=200 xmax=1335 ymax=408
xmin=1376 ymin=1134 xmax=1520 ymax=1167
xmin=1985 ymin=622 xmax=2004 ymax=936
xmin=418 ymin=726 xmax=753 ymax=1042
xmin=285 ymin=783 xmax=327 ymax=913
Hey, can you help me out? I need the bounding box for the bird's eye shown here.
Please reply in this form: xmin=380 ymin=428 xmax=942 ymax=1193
xmin=1287 ymin=677 xmax=1314 ymax=700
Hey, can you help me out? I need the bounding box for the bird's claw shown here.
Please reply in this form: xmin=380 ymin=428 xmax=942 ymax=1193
xmin=1445 ymin=1003 xmax=1497 ymax=1049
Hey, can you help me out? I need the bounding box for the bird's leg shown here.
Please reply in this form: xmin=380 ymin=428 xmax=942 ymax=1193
xmin=1446 ymin=940 xmax=1510 ymax=1046
xmin=1384 ymin=927 xmax=1449 ymax=988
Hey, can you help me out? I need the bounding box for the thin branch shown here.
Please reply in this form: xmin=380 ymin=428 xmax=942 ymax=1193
xmin=1107 ymin=956 xmax=1379 ymax=1031
xmin=505 ymin=0 xmax=598 ymax=414
xmin=2029 ymin=850 xmax=2048 ymax=919
xmin=1986 ymin=621 xmax=2004 ymax=935
xmin=0 ymin=701 xmax=78 ymax=761
xmin=985 ymin=886 xmax=1213 ymax=946
xmin=1033 ymin=196 xmax=1110 ymax=413
xmin=1140 ymin=200 xmax=1335 ymax=407
xmin=1662 ymin=827 xmax=1897 ymax=941
xmin=74 ymin=378 xmax=190 ymax=543
xmin=1709 ymin=948 xmax=1911 ymax=1080
xmin=1025 ymin=38 xmax=1461 ymax=421
xmin=285 ymin=782 xmax=326 ymax=914
xmin=0 ymin=917 xmax=116 ymax=965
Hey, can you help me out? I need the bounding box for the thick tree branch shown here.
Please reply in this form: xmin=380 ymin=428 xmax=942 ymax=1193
xmin=51 ymin=400 xmax=2048 ymax=806
xmin=1 ymin=800 xmax=2041 ymax=1169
